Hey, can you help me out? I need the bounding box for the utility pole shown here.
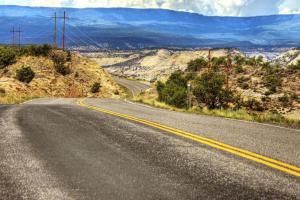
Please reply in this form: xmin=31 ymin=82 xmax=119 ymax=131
xmin=226 ymin=49 xmax=232 ymax=90
xmin=52 ymin=12 xmax=57 ymax=48
xmin=51 ymin=11 xmax=68 ymax=50
xmin=10 ymin=27 xmax=15 ymax=47
xmin=62 ymin=11 xmax=66 ymax=50
xmin=16 ymin=26 xmax=22 ymax=49
xmin=208 ymin=49 xmax=212 ymax=71
xmin=187 ymin=82 xmax=192 ymax=110
xmin=10 ymin=26 xmax=22 ymax=48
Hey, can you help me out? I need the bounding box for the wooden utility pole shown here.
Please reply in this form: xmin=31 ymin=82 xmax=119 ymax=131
xmin=208 ymin=49 xmax=212 ymax=71
xmin=16 ymin=26 xmax=22 ymax=49
xmin=10 ymin=27 xmax=15 ymax=46
xmin=62 ymin=11 xmax=66 ymax=50
xmin=225 ymin=49 xmax=232 ymax=90
xmin=51 ymin=11 xmax=68 ymax=50
xmin=10 ymin=26 xmax=22 ymax=48
xmin=53 ymin=12 xmax=57 ymax=48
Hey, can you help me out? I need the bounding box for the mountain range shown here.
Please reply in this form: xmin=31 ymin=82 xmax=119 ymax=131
xmin=0 ymin=5 xmax=300 ymax=50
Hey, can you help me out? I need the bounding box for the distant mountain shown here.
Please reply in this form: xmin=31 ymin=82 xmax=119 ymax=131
xmin=0 ymin=5 xmax=300 ymax=50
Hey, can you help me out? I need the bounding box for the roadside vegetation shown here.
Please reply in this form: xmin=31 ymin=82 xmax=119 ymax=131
xmin=134 ymin=52 xmax=300 ymax=129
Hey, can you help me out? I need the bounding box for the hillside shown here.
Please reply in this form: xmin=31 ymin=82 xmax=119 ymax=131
xmin=110 ymin=49 xmax=300 ymax=122
xmin=0 ymin=46 xmax=122 ymax=104
xmin=274 ymin=49 xmax=300 ymax=65
xmin=88 ymin=49 xmax=240 ymax=81
xmin=1 ymin=6 xmax=300 ymax=49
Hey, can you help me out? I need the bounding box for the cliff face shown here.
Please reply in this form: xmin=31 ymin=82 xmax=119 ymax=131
xmin=0 ymin=52 xmax=123 ymax=104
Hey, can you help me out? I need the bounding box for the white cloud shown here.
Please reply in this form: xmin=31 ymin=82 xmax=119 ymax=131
xmin=1 ymin=0 xmax=300 ymax=16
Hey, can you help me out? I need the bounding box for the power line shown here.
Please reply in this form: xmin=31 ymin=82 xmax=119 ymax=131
xmin=68 ymin=21 xmax=101 ymax=48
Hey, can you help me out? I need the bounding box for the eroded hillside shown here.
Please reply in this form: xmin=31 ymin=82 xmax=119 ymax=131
xmin=0 ymin=47 xmax=123 ymax=104
xmin=89 ymin=49 xmax=240 ymax=81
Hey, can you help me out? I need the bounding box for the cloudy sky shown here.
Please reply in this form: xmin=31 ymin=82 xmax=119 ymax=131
xmin=1 ymin=0 xmax=300 ymax=16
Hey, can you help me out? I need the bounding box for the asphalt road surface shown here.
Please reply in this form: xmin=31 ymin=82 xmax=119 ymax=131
xmin=0 ymin=98 xmax=299 ymax=200
xmin=113 ymin=76 xmax=150 ymax=96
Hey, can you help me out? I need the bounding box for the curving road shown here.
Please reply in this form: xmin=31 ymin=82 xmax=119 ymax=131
xmin=0 ymin=98 xmax=299 ymax=199
xmin=113 ymin=76 xmax=150 ymax=97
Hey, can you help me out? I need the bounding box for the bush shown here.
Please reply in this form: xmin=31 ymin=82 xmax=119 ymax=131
xmin=235 ymin=65 xmax=244 ymax=73
xmin=54 ymin=63 xmax=71 ymax=76
xmin=244 ymin=99 xmax=264 ymax=112
xmin=264 ymin=74 xmax=281 ymax=93
xmin=16 ymin=67 xmax=35 ymax=83
xmin=66 ymin=50 xmax=72 ymax=62
xmin=233 ymin=55 xmax=245 ymax=66
xmin=0 ymin=46 xmax=17 ymax=69
xmin=91 ymin=82 xmax=101 ymax=93
xmin=156 ymin=71 xmax=188 ymax=108
xmin=187 ymin=58 xmax=207 ymax=72
xmin=287 ymin=61 xmax=300 ymax=71
xmin=245 ymin=57 xmax=257 ymax=66
xmin=49 ymin=50 xmax=71 ymax=75
xmin=193 ymin=71 xmax=233 ymax=109
xmin=211 ymin=56 xmax=226 ymax=71
xmin=241 ymin=82 xmax=250 ymax=90
xmin=278 ymin=94 xmax=290 ymax=106
xmin=23 ymin=44 xmax=52 ymax=57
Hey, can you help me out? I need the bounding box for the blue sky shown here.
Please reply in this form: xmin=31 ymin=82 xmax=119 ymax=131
xmin=1 ymin=0 xmax=300 ymax=16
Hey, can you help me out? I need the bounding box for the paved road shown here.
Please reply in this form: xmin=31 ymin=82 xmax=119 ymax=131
xmin=0 ymin=98 xmax=299 ymax=199
xmin=113 ymin=76 xmax=150 ymax=96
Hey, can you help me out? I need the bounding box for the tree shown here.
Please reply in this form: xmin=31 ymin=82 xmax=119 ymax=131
xmin=264 ymin=74 xmax=281 ymax=94
xmin=211 ymin=56 xmax=226 ymax=71
xmin=0 ymin=47 xmax=16 ymax=69
xmin=156 ymin=71 xmax=188 ymax=108
xmin=233 ymin=55 xmax=246 ymax=66
xmin=193 ymin=71 xmax=232 ymax=109
xmin=187 ymin=58 xmax=207 ymax=72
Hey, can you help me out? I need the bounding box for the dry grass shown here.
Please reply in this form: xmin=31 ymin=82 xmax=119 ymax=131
xmin=0 ymin=93 xmax=39 ymax=104
xmin=0 ymin=52 xmax=124 ymax=104
xmin=134 ymin=96 xmax=300 ymax=129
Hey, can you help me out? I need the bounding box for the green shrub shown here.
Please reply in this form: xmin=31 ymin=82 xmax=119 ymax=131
xmin=287 ymin=61 xmax=300 ymax=71
xmin=54 ymin=63 xmax=71 ymax=76
xmin=91 ymin=82 xmax=101 ymax=93
xmin=235 ymin=65 xmax=244 ymax=73
xmin=237 ymin=76 xmax=250 ymax=84
xmin=193 ymin=71 xmax=233 ymax=109
xmin=49 ymin=50 xmax=71 ymax=75
xmin=156 ymin=71 xmax=188 ymax=108
xmin=264 ymin=74 xmax=281 ymax=93
xmin=244 ymin=99 xmax=264 ymax=112
xmin=211 ymin=56 xmax=226 ymax=71
xmin=66 ymin=50 xmax=72 ymax=62
xmin=233 ymin=55 xmax=245 ymax=66
xmin=278 ymin=94 xmax=290 ymax=106
xmin=0 ymin=46 xmax=17 ymax=69
xmin=187 ymin=58 xmax=207 ymax=72
xmin=245 ymin=57 xmax=256 ymax=66
xmin=20 ymin=44 xmax=52 ymax=57
xmin=16 ymin=67 xmax=35 ymax=83
xmin=241 ymin=82 xmax=250 ymax=89
xmin=291 ymin=93 xmax=299 ymax=101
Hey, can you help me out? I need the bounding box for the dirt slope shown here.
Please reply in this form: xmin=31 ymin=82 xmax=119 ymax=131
xmin=0 ymin=52 xmax=123 ymax=103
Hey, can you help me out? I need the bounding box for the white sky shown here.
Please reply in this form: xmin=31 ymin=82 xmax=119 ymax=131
xmin=0 ymin=0 xmax=300 ymax=16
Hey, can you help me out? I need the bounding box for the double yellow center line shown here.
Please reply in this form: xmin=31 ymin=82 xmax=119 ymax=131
xmin=77 ymin=99 xmax=300 ymax=177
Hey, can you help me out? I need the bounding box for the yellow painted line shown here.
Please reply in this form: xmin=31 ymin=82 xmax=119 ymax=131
xmin=77 ymin=99 xmax=300 ymax=177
